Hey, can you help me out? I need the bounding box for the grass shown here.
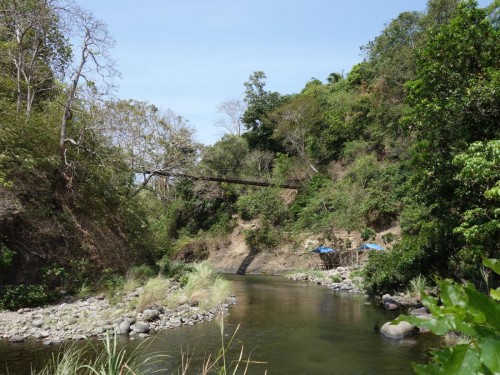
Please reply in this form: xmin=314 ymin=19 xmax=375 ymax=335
xmin=136 ymin=277 xmax=170 ymax=312
xmin=408 ymin=274 xmax=428 ymax=302
xmin=33 ymin=322 xmax=265 ymax=375
xmin=165 ymin=262 xmax=232 ymax=310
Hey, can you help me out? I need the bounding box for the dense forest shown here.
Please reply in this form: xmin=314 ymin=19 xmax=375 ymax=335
xmin=0 ymin=0 xmax=499 ymax=309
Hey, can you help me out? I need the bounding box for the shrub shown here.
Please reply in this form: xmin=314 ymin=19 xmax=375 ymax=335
xmin=0 ymin=242 xmax=15 ymax=268
xmin=360 ymin=227 xmax=376 ymax=241
xmin=126 ymin=264 xmax=156 ymax=282
xmin=381 ymin=232 xmax=395 ymax=244
xmin=0 ymin=284 xmax=50 ymax=310
xmin=363 ymin=237 xmax=429 ymax=295
xmin=244 ymin=224 xmax=280 ymax=251
xmin=236 ymin=187 xmax=288 ymax=225
xmin=158 ymin=256 xmax=193 ymax=280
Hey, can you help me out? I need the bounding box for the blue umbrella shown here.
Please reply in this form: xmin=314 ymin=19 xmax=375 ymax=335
xmin=357 ymin=243 xmax=384 ymax=251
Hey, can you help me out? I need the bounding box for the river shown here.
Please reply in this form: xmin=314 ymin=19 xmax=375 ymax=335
xmin=0 ymin=275 xmax=439 ymax=374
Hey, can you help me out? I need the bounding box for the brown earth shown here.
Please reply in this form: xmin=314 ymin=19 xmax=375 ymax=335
xmin=208 ymin=218 xmax=400 ymax=274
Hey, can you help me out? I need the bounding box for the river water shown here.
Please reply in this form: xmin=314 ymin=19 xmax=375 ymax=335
xmin=0 ymin=275 xmax=439 ymax=374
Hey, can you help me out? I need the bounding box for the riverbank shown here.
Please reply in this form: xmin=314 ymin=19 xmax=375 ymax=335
xmin=0 ymin=282 xmax=236 ymax=345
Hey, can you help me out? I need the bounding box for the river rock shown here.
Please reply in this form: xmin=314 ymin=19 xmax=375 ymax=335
xmin=9 ymin=335 xmax=26 ymax=343
xmin=117 ymin=321 xmax=131 ymax=335
xmin=132 ymin=321 xmax=149 ymax=334
xmin=32 ymin=319 xmax=44 ymax=328
xmin=142 ymin=309 xmax=160 ymax=321
xmin=380 ymin=321 xmax=416 ymax=339
xmin=410 ymin=307 xmax=429 ymax=316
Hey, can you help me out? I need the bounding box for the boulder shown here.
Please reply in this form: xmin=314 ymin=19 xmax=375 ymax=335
xmin=117 ymin=321 xmax=131 ymax=335
xmin=381 ymin=321 xmax=416 ymax=339
xmin=131 ymin=322 xmax=149 ymax=334
xmin=142 ymin=309 xmax=160 ymax=321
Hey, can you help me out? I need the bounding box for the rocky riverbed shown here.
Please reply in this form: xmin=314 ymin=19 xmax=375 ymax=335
xmin=0 ymin=286 xmax=236 ymax=345
xmin=286 ymin=266 xmax=365 ymax=293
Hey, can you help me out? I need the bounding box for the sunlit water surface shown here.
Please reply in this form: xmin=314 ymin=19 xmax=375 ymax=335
xmin=0 ymin=275 xmax=440 ymax=374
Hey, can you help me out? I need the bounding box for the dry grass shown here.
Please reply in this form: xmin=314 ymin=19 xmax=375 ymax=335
xmin=166 ymin=262 xmax=232 ymax=310
xmin=136 ymin=277 xmax=170 ymax=312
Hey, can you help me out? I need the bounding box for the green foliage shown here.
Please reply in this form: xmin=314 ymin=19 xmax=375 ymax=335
xmin=360 ymin=227 xmax=376 ymax=241
xmin=396 ymin=258 xmax=500 ymax=374
xmin=363 ymin=236 xmax=430 ymax=294
xmin=453 ymin=140 xmax=500 ymax=256
xmin=382 ymin=232 xmax=396 ymax=244
xmin=158 ymin=257 xmax=193 ymax=280
xmin=200 ymin=135 xmax=249 ymax=177
xmin=0 ymin=242 xmax=15 ymax=268
xmin=0 ymin=284 xmax=50 ymax=310
xmin=244 ymin=223 xmax=280 ymax=251
xmin=235 ymin=187 xmax=287 ymax=225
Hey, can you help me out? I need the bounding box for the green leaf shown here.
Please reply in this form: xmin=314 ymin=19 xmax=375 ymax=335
xmin=478 ymin=337 xmax=500 ymax=373
xmin=440 ymin=279 xmax=468 ymax=309
xmin=464 ymin=284 xmax=500 ymax=331
xmin=491 ymin=288 xmax=500 ymax=302
xmin=483 ymin=258 xmax=500 ymax=276
xmin=440 ymin=344 xmax=482 ymax=375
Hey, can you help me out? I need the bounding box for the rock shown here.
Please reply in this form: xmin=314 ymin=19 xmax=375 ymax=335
xmin=67 ymin=318 xmax=77 ymax=325
xmin=142 ymin=309 xmax=160 ymax=321
xmin=32 ymin=320 xmax=44 ymax=328
xmin=132 ymin=322 xmax=149 ymax=334
xmin=381 ymin=321 xmax=416 ymax=339
xmin=72 ymin=335 xmax=86 ymax=340
xmin=384 ymin=302 xmax=399 ymax=310
xmin=9 ymin=335 xmax=26 ymax=343
xmin=117 ymin=321 xmax=131 ymax=335
xmin=410 ymin=307 xmax=429 ymax=316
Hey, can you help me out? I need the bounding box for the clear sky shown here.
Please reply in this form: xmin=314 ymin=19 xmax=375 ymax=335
xmin=80 ymin=0 xmax=491 ymax=145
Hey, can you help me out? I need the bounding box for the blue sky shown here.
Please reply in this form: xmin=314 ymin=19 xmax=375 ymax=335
xmin=81 ymin=0 xmax=491 ymax=145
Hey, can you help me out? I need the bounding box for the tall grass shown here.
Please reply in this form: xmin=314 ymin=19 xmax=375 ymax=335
xmin=136 ymin=277 xmax=171 ymax=312
xmin=166 ymin=262 xmax=232 ymax=310
xmin=33 ymin=324 xmax=265 ymax=375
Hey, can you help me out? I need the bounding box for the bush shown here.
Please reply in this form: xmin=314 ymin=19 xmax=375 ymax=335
xmin=158 ymin=256 xmax=193 ymax=280
xmin=236 ymin=187 xmax=288 ymax=225
xmin=363 ymin=237 xmax=429 ymax=295
xmin=244 ymin=224 xmax=280 ymax=251
xmin=0 ymin=284 xmax=50 ymax=310
xmin=361 ymin=227 xmax=376 ymax=241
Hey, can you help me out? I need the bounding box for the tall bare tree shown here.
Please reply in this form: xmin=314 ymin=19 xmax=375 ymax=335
xmin=0 ymin=0 xmax=70 ymax=114
xmin=213 ymin=98 xmax=245 ymax=136
xmin=59 ymin=3 xmax=118 ymax=169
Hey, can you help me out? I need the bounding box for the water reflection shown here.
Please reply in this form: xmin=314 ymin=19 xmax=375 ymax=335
xmin=0 ymin=275 xmax=439 ymax=374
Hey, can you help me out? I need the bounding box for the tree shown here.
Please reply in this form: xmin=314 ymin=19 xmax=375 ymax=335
xmin=214 ymin=98 xmax=245 ymax=136
xmin=98 ymin=99 xmax=198 ymax=195
xmin=453 ymin=140 xmax=500 ymax=267
xmin=199 ymin=135 xmax=249 ymax=177
xmin=0 ymin=0 xmax=70 ymax=114
xmin=59 ymin=4 xmax=118 ymax=174
xmin=271 ymin=95 xmax=321 ymax=173
xmin=402 ymin=0 xmax=500 ymax=281
xmin=242 ymin=71 xmax=287 ymax=152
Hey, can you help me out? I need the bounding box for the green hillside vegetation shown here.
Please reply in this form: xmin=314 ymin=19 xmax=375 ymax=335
xmin=0 ymin=0 xmax=498 ymax=309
